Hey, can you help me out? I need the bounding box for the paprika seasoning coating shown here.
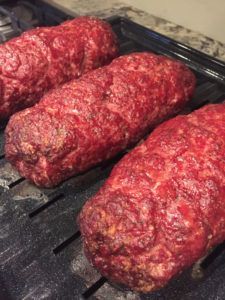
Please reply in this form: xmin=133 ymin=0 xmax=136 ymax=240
xmin=0 ymin=16 xmax=118 ymax=120
xmin=5 ymin=52 xmax=195 ymax=187
xmin=79 ymin=103 xmax=225 ymax=293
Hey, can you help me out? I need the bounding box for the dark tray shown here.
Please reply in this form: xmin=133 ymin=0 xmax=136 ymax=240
xmin=1 ymin=16 xmax=225 ymax=300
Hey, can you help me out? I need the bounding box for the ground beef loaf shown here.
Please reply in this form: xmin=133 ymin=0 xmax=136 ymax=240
xmin=0 ymin=16 xmax=118 ymax=120
xmin=79 ymin=103 xmax=225 ymax=293
xmin=5 ymin=52 xmax=195 ymax=187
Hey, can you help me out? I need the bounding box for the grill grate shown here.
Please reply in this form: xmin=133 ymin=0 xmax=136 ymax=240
xmin=1 ymin=15 xmax=225 ymax=300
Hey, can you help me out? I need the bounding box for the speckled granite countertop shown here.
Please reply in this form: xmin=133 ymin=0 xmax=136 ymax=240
xmin=43 ymin=0 xmax=225 ymax=62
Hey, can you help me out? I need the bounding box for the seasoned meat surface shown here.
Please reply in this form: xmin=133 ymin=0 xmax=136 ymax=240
xmin=0 ymin=16 xmax=118 ymax=119
xmin=79 ymin=103 xmax=225 ymax=292
xmin=5 ymin=52 xmax=195 ymax=187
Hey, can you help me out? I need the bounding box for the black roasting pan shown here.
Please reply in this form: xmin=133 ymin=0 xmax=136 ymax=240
xmin=1 ymin=16 xmax=225 ymax=300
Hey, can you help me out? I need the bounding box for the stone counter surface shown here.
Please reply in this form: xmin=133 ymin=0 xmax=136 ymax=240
xmin=43 ymin=0 xmax=225 ymax=62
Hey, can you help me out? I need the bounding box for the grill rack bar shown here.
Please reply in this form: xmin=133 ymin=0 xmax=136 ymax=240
xmin=8 ymin=177 xmax=25 ymax=189
xmin=29 ymin=192 xmax=65 ymax=218
xmin=53 ymin=231 xmax=81 ymax=255
xmin=82 ymin=277 xmax=108 ymax=299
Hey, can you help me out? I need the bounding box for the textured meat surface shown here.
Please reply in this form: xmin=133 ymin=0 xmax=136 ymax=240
xmin=5 ymin=52 xmax=195 ymax=187
xmin=79 ymin=103 xmax=225 ymax=293
xmin=0 ymin=16 xmax=118 ymax=119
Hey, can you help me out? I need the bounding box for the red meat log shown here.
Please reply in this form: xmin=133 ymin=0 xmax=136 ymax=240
xmin=79 ymin=103 xmax=225 ymax=293
xmin=0 ymin=16 xmax=118 ymax=120
xmin=5 ymin=52 xmax=195 ymax=187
